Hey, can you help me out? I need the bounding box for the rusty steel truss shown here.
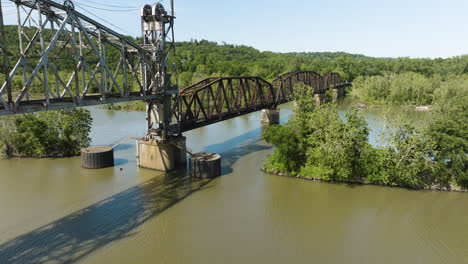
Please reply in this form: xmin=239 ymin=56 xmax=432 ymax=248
xmin=176 ymin=77 xmax=275 ymax=132
xmin=172 ymin=72 xmax=348 ymax=132
xmin=322 ymin=72 xmax=342 ymax=90
xmin=273 ymin=71 xmax=324 ymax=103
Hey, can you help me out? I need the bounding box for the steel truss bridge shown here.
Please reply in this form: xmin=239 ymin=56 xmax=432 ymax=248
xmin=176 ymin=74 xmax=349 ymax=132
xmin=0 ymin=0 xmax=350 ymax=135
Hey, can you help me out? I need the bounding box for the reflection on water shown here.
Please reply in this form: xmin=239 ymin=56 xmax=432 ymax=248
xmin=0 ymin=102 xmax=467 ymax=264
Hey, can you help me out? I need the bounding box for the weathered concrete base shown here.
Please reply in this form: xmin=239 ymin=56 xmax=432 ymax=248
xmin=260 ymin=108 xmax=280 ymax=124
xmin=137 ymin=136 xmax=187 ymax=171
xmin=314 ymin=94 xmax=327 ymax=106
xmin=332 ymin=87 xmax=345 ymax=102
xmin=189 ymin=152 xmax=221 ymax=179
xmin=81 ymin=146 xmax=114 ymax=169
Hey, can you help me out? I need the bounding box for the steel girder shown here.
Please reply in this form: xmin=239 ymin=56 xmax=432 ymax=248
xmin=322 ymin=72 xmax=342 ymax=90
xmin=177 ymin=77 xmax=275 ymax=132
xmin=0 ymin=0 xmax=158 ymax=115
xmin=273 ymin=71 xmax=324 ymax=103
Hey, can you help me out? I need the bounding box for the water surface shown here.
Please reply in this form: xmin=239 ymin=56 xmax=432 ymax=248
xmin=1 ymin=102 xmax=467 ymax=264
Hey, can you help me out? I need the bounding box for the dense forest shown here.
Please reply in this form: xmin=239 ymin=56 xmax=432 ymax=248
xmin=4 ymin=25 xmax=468 ymax=91
xmin=172 ymin=40 xmax=468 ymax=88
xmin=352 ymin=73 xmax=468 ymax=106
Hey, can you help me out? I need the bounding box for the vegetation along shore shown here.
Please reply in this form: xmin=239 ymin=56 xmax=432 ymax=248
xmin=262 ymin=90 xmax=467 ymax=191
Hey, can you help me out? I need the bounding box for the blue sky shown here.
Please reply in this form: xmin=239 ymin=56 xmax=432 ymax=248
xmin=2 ymin=0 xmax=468 ymax=58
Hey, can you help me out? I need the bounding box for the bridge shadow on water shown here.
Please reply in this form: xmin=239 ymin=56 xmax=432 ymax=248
xmin=200 ymin=126 xmax=272 ymax=175
xmin=0 ymin=127 xmax=271 ymax=263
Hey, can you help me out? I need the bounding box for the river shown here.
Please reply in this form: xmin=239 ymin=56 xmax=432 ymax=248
xmin=0 ymin=100 xmax=467 ymax=264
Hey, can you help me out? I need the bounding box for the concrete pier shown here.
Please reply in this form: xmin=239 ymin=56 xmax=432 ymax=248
xmin=332 ymin=87 xmax=345 ymax=102
xmin=260 ymin=108 xmax=280 ymax=124
xmin=81 ymin=146 xmax=114 ymax=169
xmin=314 ymin=94 xmax=327 ymax=106
xmin=189 ymin=152 xmax=222 ymax=179
xmin=137 ymin=136 xmax=187 ymax=172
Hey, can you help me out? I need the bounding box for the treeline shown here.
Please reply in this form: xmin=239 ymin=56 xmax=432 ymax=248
xmin=4 ymin=25 xmax=468 ymax=90
xmin=0 ymin=109 xmax=92 ymax=158
xmin=263 ymin=91 xmax=468 ymax=190
xmin=172 ymin=40 xmax=468 ymax=87
xmin=352 ymin=73 xmax=468 ymax=106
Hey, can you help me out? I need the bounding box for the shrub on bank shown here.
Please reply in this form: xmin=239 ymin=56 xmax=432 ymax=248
xmin=104 ymin=101 xmax=146 ymax=112
xmin=262 ymin=95 xmax=468 ymax=190
xmin=352 ymin=73 xmax=468 ymax=106
xmin=0 ymin=109 xmax=93 ymax=158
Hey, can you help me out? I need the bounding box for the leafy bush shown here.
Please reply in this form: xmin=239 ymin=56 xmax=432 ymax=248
xmin=263 ymin=101 xmax=372 ymax=183
xmin=0 ymin=109 xmax=93 ymax=158
xmin=263 ymin=94 xmax=468 ymax=190
xmin=352 ymin=73 xmax=468 ymax=106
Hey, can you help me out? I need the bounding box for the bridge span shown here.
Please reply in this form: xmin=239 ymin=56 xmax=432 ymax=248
xmin=0 ymin=0 xmax=349 ymax=118
xmin=0 ymin=0 xmax=350 ymax=173
xmin=174 ymin=74 xmax=350 ymax=133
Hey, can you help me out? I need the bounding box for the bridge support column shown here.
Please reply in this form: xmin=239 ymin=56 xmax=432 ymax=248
xmin=332 ymin=87 xmax=345 ymax=102
xmin=137 ymin=136 xmax=187 ymax=172
xmin=261 ymin=108 xmax=280 ymax=124
xmin=189 ymin=153 xmax=222 ymax=179
xmin=314 ymin=94 xmax=327 ymax=106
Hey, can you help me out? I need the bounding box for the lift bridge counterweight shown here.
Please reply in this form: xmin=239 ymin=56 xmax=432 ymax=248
xmin=141 ymin=2 xmax=180 ymax=141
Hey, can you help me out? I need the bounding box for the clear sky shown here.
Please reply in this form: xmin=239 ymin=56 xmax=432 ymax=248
xmin=2 ymin=0 xmax=468 ymax=58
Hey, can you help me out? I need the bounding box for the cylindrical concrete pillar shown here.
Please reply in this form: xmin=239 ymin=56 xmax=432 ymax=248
xmin=81 ymin=146 xmax=114 ymax=169
xmin=189 ymin=152 xmax=221 ymax=179
xmin=261 ymin=108 xmax=280 ymax=124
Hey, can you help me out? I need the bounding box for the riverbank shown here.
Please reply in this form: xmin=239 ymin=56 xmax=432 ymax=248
xmin=0 ymin=109 xmax=93 ymax=158
xmin=354 ymin=101 xmax=431 ymax=111
xmin=263 ymin=94 xmax=467 ymax=192
xmin=103 ymin=101 xmax=146 ymax=112
xmin=262 ymin=168 xmax=467 ymax=193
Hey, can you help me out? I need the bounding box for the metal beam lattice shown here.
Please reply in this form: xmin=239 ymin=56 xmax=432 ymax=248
xmin=0 ymin=0 xmax=157 ymax=115
xmin=273 ymin=71 xmax=326 ymax=103
xmin=175 ymin=77 xmax=275 ymax=132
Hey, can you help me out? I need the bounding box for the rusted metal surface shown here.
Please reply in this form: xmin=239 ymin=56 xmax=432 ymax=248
xmin=322 ymin=72 xmax=342 ymax=90
xmin=273 ymin=71 xmax=324 ymax=103
xmin=174 ymin=73 xmax=349 ymax=132
xmin=177 ymin=77 xmax=275 ymax=132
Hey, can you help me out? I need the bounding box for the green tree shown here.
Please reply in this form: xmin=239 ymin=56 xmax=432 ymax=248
xmin=0 ymin=109 xmax=93 ymax=158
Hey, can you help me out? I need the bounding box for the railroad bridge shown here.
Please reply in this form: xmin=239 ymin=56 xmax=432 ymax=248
xmin=0 ymin=0 xmax=350 ymax=172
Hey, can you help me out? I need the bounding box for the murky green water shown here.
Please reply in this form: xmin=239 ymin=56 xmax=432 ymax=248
xmin=1 ymin=101 xmax=467 ymax=264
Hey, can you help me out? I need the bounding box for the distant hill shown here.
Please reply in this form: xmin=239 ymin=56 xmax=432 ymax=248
xmin=3 ymin=25 xmax=468 ymax=88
